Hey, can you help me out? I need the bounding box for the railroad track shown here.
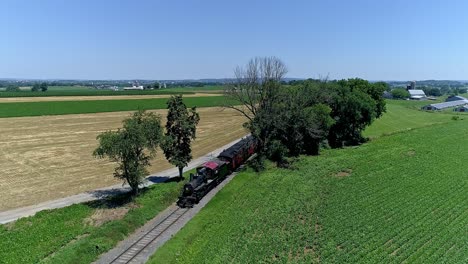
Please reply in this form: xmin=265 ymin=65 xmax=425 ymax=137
xmin=108 ymin=207 xmax=190 ymax=264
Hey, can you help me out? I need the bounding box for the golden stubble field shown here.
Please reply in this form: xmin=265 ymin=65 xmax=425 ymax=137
xmin=0 ymin=107 xmax=247 ymax=211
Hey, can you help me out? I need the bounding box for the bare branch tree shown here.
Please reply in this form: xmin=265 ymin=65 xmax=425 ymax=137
xmin=224 ymin=56 xmax=288 ymax=122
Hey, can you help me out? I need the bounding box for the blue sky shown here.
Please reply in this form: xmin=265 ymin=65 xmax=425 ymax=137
xmin=1 ymin=0 xmax=468 ymax=80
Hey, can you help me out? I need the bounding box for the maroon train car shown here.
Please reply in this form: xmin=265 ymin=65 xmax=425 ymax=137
xmin=217 ymin=135 xmax=257 ymax=171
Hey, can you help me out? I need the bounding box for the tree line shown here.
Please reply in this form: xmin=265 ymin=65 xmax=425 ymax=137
xmin=2 ymin=82 xmax=48 ymax=92
xmin=225 ymin=57 xmax=386 ymax=168
xmin=94 ymin=57 xmax=387 ymax=194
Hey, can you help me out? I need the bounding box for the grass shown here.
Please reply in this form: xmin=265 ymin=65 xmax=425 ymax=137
xmin=0 ymin=85 xmax=223 ymax=97
xmin=0 ymin=178 xmax=188 ymax=264
xmin=1 ymin=99 xmax=466 ymax=263
xmin=169 ymin=85 xmax=224 ymax=93
xmin=314 ymin=121 xmax=468 ymax=263
xmin=0 ymin=96 xmax=229 ymax=118
xmin=363 ymin=100 xmax=456 ymax=138
xmin=0 ymin=89 xmax=195 ymax=97
xmin=150 ymin=116 xmax=468 ymax=263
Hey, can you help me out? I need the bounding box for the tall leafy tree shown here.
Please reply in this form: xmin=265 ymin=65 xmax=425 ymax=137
xmin=162 ymin=95 xmax=200 ymax=180
xmin=31 ymin=83 xmax=41 ymax=92
xmin=327 ymin=79 xmax=384 ymax=148
xmin=93 ymin=110 xmax=163 ymax=195
xmin=40 ymin=82 xmax=48 ymax=92
xmin=391 ymin=88 xmax=410 ymax=99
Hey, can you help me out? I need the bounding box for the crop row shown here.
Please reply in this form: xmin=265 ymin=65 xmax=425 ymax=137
xmin=317 ymin=120 xmax=468 ymax=263
xmin=0 ymin=96 xmax=229 ymax=118
xmin=0 ymin=89 xmax=196 ymax=97
xmin=150 ymin=118 xmax=467 ymax=263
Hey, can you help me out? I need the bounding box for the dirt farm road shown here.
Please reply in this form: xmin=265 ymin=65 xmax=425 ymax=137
xmin=0 ymin=137 xmax=245 ymax=224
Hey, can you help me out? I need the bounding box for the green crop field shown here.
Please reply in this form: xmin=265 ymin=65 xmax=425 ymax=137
xmin=0 ymin=89 xmax=195 ymax=97
xmin=364 ymin=100 xmax=456 ymax=138
xmin=0 ymin=85 xmax=223 ymax=97
xmin=1 ymin=99 xmax=466 ymax=263
xmin=0 ymin=96 xmax=228 ymax=118
xmin=150 ymin=103 xmax=468 ymax=263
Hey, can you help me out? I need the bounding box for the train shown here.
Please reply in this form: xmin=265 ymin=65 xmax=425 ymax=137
xmin=176 ymin=135 xmax=257 ymax=208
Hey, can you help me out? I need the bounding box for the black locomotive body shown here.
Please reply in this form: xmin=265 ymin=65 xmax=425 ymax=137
xmin=177 ymin=136 xmax=257 ymax=208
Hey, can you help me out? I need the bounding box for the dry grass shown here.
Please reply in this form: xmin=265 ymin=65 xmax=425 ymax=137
xmin=0 ymin=93 xmax=219 ymax=103
xmin=0 ymin=107 xmax=247 ymax=211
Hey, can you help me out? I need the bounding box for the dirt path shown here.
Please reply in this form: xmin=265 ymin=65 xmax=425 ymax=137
xmin=0 ymin=93 xmax=220 ymax=102
xmin=0 ymin=107 xmax=247 ymax=211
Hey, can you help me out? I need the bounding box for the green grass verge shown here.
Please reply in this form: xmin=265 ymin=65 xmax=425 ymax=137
xmin=363 ymin=100 xmax=457 ymax=138
xmin=0 ymin=96 xmax=228 ymax=118
xmin=0 ymin=179 xmax=187 ymax=264
xmin=150 ymin=118 xmax=468 ymax=263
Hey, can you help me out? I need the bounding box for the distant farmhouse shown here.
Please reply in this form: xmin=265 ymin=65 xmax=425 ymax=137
xmin=124 ymin=86 xmax=144 ymax=90
xmin=421 ymin=95 xmax=468 ymax=111
xmin=408 ymin=89 xmax=427 ymax=100
xmin=124 ymin=81 xmax=144 ymax=90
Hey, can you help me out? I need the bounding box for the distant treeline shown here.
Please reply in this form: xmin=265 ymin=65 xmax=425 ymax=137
xmin=0 ymin=80 xmax=226 ymax=89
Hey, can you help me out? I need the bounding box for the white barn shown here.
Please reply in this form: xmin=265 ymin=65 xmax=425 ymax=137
xmin=408 ymin=90 xmax=427 ymax=100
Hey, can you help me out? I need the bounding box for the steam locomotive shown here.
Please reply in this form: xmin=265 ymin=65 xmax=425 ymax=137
xmin=176 ymin=135 xmax=257 ymax=208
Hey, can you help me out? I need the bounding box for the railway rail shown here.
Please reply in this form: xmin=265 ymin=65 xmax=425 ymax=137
xmin=108 ymin=207 xmax=190 ymax=264
xmin=97 ymin=150 xmax=257 ymax=264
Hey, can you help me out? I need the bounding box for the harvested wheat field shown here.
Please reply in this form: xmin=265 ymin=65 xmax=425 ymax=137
xmin=0 ymin=107 xmax=247 ymax=211
xmin=0 ymin=93 xmax=219 ymax=103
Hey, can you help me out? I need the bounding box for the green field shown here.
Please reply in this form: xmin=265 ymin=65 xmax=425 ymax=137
xmin=1 ymin=100 xmax=467 ymax=263
xmin=149 ymin=102 xmax=467 ymax=263
xmin=0 ymin=178 xmax=188 ymax=264
xmin=0 ymin=96 xmax=228 ymax=118
xmin=0 ymin=85 xmax=223 ymax=97
xmin=364 ymin=100 xmax=456 ymax=138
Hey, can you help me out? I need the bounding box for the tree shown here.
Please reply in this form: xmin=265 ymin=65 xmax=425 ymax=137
xmin=162 ymin=95 xmax=200 ymax=180
xmin=31 ymin=83 xmax=41 ymax=92
xmin=40 ymin=82 xmax=48 ymax=92
xmin=224 ymin=56 xmax=287 ymax=160
xmin=458 ymin=88 xmax=467 ymax=94
xmin=422 ymin=87 xmax=441 ymax=97
xmin=327 ymin=79 xmax=385 ymax=148
xmin=391 ymin=88 xmax=410 ymax=99
xmin=93 ymin=110 xmax=163 ymax=195
xmin=6 ymin=85 xmax=20 ymax=92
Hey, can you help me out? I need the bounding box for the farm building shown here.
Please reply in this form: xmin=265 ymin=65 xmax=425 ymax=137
xmin=408 ymin=90 xmax=427 ymax=100
xmin=446 ymin=95 xmax=467 ymax=102
xmin=453 ymin=105 xmax=468 ymax=112
xmin=421 ymin=100 xmax=468 ymax=111
xmin=123 ymin=85 xmax=144 ymax=90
